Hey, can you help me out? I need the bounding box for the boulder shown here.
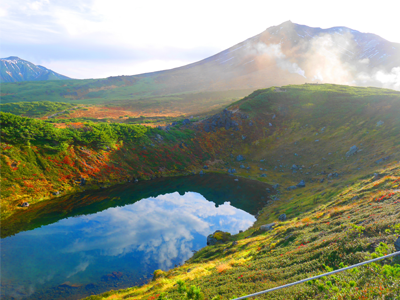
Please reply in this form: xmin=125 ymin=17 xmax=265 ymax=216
xmin=199 ymin=170 xmax=204 ymax=175
xmin=234 ymin=178 xmax=239 ymax=182
xmin=260 ymin=223 xmax=275 ymax=231
xmin=236 ymin=155 xmax=245 ymax=162
xmin=287 ymin=185 xmax=298 ymax=191
xmin=346 ymin=145 xmax=358 ymax=157
xmin=21 ymin=202 xmax=29 ymax=207
xmin=395 ymin=236 xmax=400 ymax=252
xmin=278 ymin=214 xmax=287 ymax=221
xmin=203 ymin=165 xmax=209 ymax=169
xmin=260 ymin=174 xmax=267 ymax=177
xmin=325 ymin=172 xmax=338 ymax=178
xmin=291 ymin=164 xmax=299 ymax=170
xmin=182 ymin=119 xmax=190 ymax=125
xmin=375 ymin=156 xmax=390 ymax=164
xmin=376 ymin=120 xmax=384 ymax=127
xmin=240 ymin=165 xmax=245 ymax=169
xmin=272 ymin=184 xmax=279 ymax=189
xmin=297 ymin=180 xmax=306 ymax=188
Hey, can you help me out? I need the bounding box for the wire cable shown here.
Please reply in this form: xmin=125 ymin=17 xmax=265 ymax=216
xmin=231 ymin=250 xmax=400 ymax=300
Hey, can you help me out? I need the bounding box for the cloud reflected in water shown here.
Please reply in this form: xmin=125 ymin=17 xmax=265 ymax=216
xmin=63 ymin=192 xmax=255 ymax=269
xmin=1 ymin=191 xmax=255 ymax=298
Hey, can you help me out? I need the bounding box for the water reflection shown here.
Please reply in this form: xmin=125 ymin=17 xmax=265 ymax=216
xmin=1 ymin=191 xmax=256 ymax=300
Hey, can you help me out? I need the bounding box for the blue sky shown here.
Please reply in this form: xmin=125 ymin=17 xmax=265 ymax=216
xmin=1 ymin=0 xmax=399 ymax=79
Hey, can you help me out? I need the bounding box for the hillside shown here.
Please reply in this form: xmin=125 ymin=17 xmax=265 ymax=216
xmin=79 ymin=84 xmax=400 ymax=300
xmin=0 ymin=56 xmax=71 ymax=82
xmin=1 ymin=84 xmax=400 ymax=299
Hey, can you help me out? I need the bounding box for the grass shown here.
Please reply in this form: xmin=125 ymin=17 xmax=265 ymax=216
xmin=82 ymin=161 xmax=400 ymax=299
xmin=2 ymin=83 xmax=400 ymax=299
xmin=0 ymin=101 xmax=77 ymax=117
xmin=1 ymin=74 xmax=253 ymax=117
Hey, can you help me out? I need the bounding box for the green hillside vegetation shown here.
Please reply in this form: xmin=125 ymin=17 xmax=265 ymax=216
xmin=1 ymin=75 xmax=253 ymax=116
xmin=1 ymin=112 xmax=148 ymax=150
xmin=0 ymin=76 xmax=138 ymax=104
xmin=83 ymin=161 xmax=400 ymax=299
xmin=1 ymin=84 xmax=400 ymax=299
xmin=0 ymin=101 xmax=77 ymax=117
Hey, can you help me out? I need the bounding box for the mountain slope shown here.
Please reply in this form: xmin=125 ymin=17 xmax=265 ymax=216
xmin=1 ymin=21 xmax=399 ymax=108
xmin=0 ymin=56 xmax=71 ymax=82
xmin=143 ymin=20 xmax=400 ymax=91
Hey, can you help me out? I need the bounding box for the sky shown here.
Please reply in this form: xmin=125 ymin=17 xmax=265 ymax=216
xmin=1 ymin=0 xmax=399 ymax=79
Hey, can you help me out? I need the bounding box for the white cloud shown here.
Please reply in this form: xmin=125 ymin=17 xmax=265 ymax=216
xmin=1 ymin=0 xmax=399 ymax=79
xmin=42 ymin=58 xmax=191 ymax=79
xmin=0 ymin=7 xmax=7 ymax=17
xmin=373 ymin=67 xmax=400 ymax=90
xmin=28 ymin=0 xmax=49 ymax=11
xmin=2 ymin=191 xmax=255 ymax=299
xmin=61 ymin=192 xmax=255 ymax=269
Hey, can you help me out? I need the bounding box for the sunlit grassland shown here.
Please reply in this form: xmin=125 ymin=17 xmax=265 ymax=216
xmin=79 ymin=84 xmax=400 ymax=299
xmin=2 ymin=84 xmax=400 ymax=299
xmin=83 ymin=161 xmax=400 ymax=300
xmin=1 ymin=75 xmax=253 ymax=117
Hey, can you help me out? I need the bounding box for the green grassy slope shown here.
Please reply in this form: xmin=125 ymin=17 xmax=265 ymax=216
xmin=86 ymin=162 xmax=400 ymax=300
xmin=75 ymin=84 xmax=399 ymax=300
xmin=1 ymin=76 xmax=252 ymax=116
xmin=2 ymin=84 xmax=400 ymax=299
xmin=0 ymin=101 xmax=77 ymax=117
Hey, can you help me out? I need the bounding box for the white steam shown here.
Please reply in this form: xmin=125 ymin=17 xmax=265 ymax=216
xmin=255 ymin=43 xmax=306 ymax=78
xmin=373 ymin=67 xmax=400 ymax=89
xmin=247 ymin=31 xmax=400 ymax=90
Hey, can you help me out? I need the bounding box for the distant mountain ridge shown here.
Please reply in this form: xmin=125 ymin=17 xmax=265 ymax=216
xmin=0 ymin=56 xmax=71 ymax=82
xmin=1 ymin=21 xmax=399 ymax=105
xmin=136 ymin=20 xmax=400 ymax=92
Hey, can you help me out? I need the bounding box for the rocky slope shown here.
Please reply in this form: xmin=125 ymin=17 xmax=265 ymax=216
xmin=0 ymin=56 xmax=70 ymax=82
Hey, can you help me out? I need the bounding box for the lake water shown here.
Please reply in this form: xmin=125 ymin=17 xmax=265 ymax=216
xmin=1 ymin=174 xmax=271 ymax=299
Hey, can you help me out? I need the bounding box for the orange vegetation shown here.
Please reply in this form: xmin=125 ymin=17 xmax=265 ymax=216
xmin=59 ymin=106 xmax=182 ymax=120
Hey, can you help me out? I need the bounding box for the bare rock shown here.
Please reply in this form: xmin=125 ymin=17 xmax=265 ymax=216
xmin=260 ymin=223 xmax=275 ymax=231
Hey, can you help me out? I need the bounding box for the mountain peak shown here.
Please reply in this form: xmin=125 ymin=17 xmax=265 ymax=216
xmin=0 ymin=57 xmax=71 ymax=82
xmin=281 ymin=20 xmax=293 ymax=25
xmin=3 ymin=56 xmax=21 ymax=60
